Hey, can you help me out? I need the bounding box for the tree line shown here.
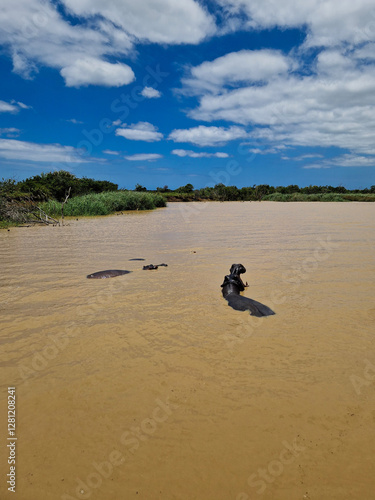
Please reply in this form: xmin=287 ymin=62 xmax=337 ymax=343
xmin=1 ymin=171 xmax=118 ymax=202
xmin=1 ymin=171 xmax=374 ymax=204
xmin=153 ymin=183 xmax=375 ymax=201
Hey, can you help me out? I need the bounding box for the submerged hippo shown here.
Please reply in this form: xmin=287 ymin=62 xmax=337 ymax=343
xmin=143 ymin=263 xmax=168 ymax=270
xmin=87 ymin=262 xmax=168 ymax=278
xmin=87 ymin=270 xmax=132 ymax=279
xmin=221 ymin=264 xmax=275 ymax=317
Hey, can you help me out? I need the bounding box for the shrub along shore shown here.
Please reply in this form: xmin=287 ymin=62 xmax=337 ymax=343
xmin=40 ymin=191 xmax=166 ymax=217
xmin=161 ymin=191 xmax=375 ymax=202
xmin=156 ymin=182 xmax=375 ymax=202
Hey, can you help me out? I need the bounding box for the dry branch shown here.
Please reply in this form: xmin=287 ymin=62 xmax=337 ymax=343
xmin=0 ymin=195 xmax=59 ymax=225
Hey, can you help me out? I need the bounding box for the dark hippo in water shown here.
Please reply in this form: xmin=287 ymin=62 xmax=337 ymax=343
xmin=87 ymin=263 xmax=168 ymax=278
xmin=87 ymin=270 xmax=132 ymax=279
xmin=143 ymin=263 xmax=168 ymax=270
xmin=221 ymin=264 xmax=275 ymax=317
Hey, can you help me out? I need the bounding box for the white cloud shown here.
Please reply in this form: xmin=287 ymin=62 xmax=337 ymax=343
xmin=183 ymin=46 xmax=375 ymax=156
xmin=115 ymin=122 xmax=163 ymax=142
xmin=183 ymin=49 xmax=292 ymax=93
xmin=330 ymin=154 xmax=375 ymax=167
xmin=304 ymin=154 xmax=375 ymax=169
xmin=354 ymin=43 xmax=375 ymax=60
xmin=302 ymin=163 xmax=331 ymax=170
xmin=61 ymin=0 xmax=215 ymax=44
xmin=0 ymin=128 xmax=21 ymax=138
xmin=216 ymin=0 xmax=375 ymax=47
xmin=0 ymin=100 xmax=29 ymax=113
xmin=60 ymin=57 xmax=135 ymax=87
xmin=140 ymin=87 xmax=161 ymax=99
xmin=283 ymin=153 xmax=324 ymax=161
xmin=124 ymin=153 xmax=162 ymax=161
xmin=0 ymin=139 xmax=87 ymax=163
xmin=103 ymin=149 xmax=120 ymax=155
xmin=66 ymin=118 xmax=84 ymax=124
xmin=172 ymin=149 xmax=229 ymax=158
xmin=0 ymin=0 xmax=215 ymax=87
xmin=248 ymin=146 xmax=287 ymax=155
xmin=0 ymin=0 xmax=134 ymax=86
xmin=169 ymin=125 xmax=248 ymax=146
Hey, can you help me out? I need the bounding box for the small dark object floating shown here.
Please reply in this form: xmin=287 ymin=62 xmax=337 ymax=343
xmin=87 ymin=270 xmax=132 ymax=279
xmin=143 ymin=263 xmax=168 ymax=270
xmin=221 ymin=264 xmax=275 ymax=317
xmin=129 ymin=258 xmax=146 ymax=261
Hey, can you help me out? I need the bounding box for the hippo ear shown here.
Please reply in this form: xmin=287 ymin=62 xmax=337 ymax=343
xmin=230 ymin=264 xmax=238 ymax=274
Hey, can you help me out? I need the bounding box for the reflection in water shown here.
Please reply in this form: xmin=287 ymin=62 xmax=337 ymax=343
xmin=1 ymin=202 xmax=375 ymax=500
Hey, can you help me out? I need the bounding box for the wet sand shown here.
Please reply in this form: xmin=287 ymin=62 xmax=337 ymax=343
xmin=0 ymin=201 xmax=375 ymax=500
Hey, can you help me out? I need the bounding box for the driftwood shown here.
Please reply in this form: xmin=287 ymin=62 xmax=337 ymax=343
xmin=0 ymin=195 xmax=59 ymax=225
xmin=60 ymin=187 xmax=71 ymax=226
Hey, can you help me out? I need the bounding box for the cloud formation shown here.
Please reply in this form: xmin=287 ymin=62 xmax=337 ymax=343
xmin=303 ymin=154 xmax=375 ymax=169
xmin=0 ymin=128 xmax=21 ymax=138
xmin=183 ymin=46 xmax=375 ymax=157
xmin=216 ymin=0 xmax=375 ymax=47
xmin=0 ymin=0 xmax=134 ymax=86
xmin=140 ymin=87 xmax=161 ymax=99
xmin=183 ymin=49 xmax=292 ymax=93
xmin=0 ymin=139 xmax=85 ymax=163
xmin=124 ymin=153 xmax=162 ymax=161
xmin=103 ymin=149 xmax=120 ymax=155
xmin=61 ymin=57 xmax=135 ymax=87
xmin=172 ymin=149 xmax=229 ymax=158
xmin=61 ymin=0 xmax=215 ymax=44
xmin=115 ymin=122 xmax=163 ymax=142
xmin=0 ymin=100 xmax=29 ymax=113
xmin=169 ymin=125 xmax=248 ymax=146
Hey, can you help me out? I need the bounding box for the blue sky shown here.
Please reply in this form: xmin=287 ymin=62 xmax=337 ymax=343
xmin=1 ymin=0 xmax=375 ymax=190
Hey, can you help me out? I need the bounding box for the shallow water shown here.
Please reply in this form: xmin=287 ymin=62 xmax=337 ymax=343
xmin=1 ymin=201 xmax=375 ymax=500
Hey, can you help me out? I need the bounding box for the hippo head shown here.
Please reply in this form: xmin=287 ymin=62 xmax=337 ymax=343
xmin=229 ymin=264 xmax=246 ymax=276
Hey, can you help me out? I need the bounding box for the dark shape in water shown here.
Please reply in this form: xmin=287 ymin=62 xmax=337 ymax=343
xmin=129 ymin=258 xmax=146 ymax=261
xmin=87 ymin=270 xmax=132 ymax=279
xmin=221 ymin=264 xmax=275 ymax=317
xmin=143 ymin=263 xmax=168 ymax=270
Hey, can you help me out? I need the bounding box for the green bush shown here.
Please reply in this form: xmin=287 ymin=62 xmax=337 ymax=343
xmin=39 ymin=191 xmax=166 ymax=217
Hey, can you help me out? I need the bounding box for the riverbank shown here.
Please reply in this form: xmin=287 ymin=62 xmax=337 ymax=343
xmin=161 ymin=192 xmax=375 ymax=202
xmin=0 ymin=191 xmax=166 ymax=228
xmin=40 ymin=190 xmax=166 ymax=216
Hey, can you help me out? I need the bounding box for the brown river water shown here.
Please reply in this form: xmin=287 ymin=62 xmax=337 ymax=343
xmin=1 ymin=201 xmax=375 ymax=500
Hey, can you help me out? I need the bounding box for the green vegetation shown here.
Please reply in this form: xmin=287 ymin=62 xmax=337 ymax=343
xmin=0 ymin=171 xmax=165 ymax=227
xmin=40 ymin=191 xmax=166 ymax=217
xmin=15 ymin=170 xmax=118 ymax=201
xmin=157 ymin=183 xmax=375 ymax=202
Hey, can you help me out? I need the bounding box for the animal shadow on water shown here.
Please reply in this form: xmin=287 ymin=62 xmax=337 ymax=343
xmin=221 ymin=264 xmax=275 ymax=317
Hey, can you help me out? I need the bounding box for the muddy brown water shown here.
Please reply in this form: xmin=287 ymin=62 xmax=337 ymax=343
xmin=0 ymin=202 xmax=374 ymax=500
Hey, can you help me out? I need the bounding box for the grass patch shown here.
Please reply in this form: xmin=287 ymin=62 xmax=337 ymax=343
xmin=0 ymin=220 xmax=18 ymax=229
xmin=39 ymin=191 xmax=166 ymax=217
xmin=261 ymin=192 xmax=375 ymax=202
